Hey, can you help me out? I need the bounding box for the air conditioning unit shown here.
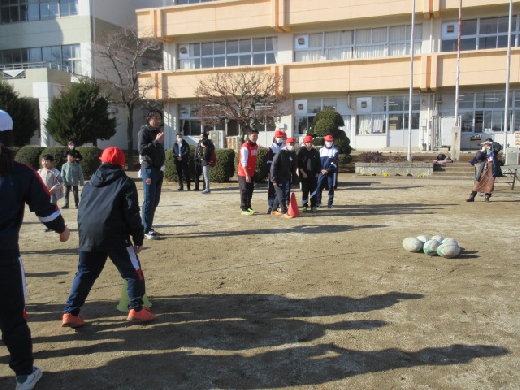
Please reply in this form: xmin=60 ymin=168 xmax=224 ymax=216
xmin=294 ymin=35 xmax=309 ymax=49
xmin=294 ymin=99 xmax=307 ymax=114
xmin=178 ymin=44 xmax=189 ymax=58
xmin=356 ymin=97 xmax=372 ymax=113
xmin=442 ymin=22 xmax=459 ymax=39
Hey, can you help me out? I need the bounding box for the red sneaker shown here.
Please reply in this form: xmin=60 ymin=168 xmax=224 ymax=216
xmin=127 ymin=307 xmax=157 ymax=323
xmin=61 ymin=313 xmax=85 ymax=328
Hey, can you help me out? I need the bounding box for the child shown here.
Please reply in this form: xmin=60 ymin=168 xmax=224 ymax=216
xmin=38 ymin=154 xmax=64 ymax=231
xmin=270 ymin=137 xmax=297 ymax=218
xmin=38 ymin=154 xmax=63 ymax=204
xmin=61 ymin=151 xmax=85 ymax=208
xmin=316 ymin=134 xmax=339 ymax=208
xmin=62 ymin=147 xmax=157 ymax=328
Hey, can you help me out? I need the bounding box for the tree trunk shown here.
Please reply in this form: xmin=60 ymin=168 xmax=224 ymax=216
xmin=127 ymin=107 xmax=135 ymax=169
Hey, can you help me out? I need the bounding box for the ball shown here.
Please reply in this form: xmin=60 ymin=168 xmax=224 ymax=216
xmin=442 ymin=238 xmax=459 ymax=246
xmin=431 ymin=235 xmax=444 ymax=243
xmin=423 ymin=239 xmax=441 ymax=256
xmin=437 ymin=243 xmax=461 ymax=258
xmin=403 ymin=237 xmax=423 ymax=252
xmin=416 ymin=235 xmax=430 ymax=243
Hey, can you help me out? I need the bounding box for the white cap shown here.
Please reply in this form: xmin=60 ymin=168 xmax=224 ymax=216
xmin=0 ymin=110 xmax=13 ymax=131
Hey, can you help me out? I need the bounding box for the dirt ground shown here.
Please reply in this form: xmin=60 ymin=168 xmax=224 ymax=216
xmin=1 ymin=172 xmax=519 ymax=390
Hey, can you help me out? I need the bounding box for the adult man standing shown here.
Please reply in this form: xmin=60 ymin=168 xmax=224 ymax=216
xmin=316 ymin=134 xmax=339 ymax=208
xmin=297 ymin=135 xmax=321 ymax=213
xmin=238 ymin=129 xmax=259 ymax=215
xmin=172 ymin=133 xmax=190 ymax=191
xmin=0 ymin=143 xmax=70 ymax=390
xmin=61 ymin=147 xmax=156 ymax=328
xmin=138 ymin=109 xmax=165 ymax=240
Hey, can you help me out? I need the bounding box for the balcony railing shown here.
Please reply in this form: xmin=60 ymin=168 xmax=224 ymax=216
xmin=0 ymin=61 xmax=76 ymax=79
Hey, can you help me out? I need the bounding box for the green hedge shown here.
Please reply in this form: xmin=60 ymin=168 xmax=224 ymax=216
xmin=78 ymin=146 xmax=102 ymax=180
xmin=14 ymin=146 xmax=46 ymax=170
xmin=164 ymin=146 xmax=235 ymax=183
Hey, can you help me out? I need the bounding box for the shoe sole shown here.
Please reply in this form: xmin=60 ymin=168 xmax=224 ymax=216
xmin=61 ymin=321 xmax=85 ymax=329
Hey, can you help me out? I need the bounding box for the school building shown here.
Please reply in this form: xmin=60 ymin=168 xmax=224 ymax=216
xmin=137 ymin=0 xmax=520 ymax=152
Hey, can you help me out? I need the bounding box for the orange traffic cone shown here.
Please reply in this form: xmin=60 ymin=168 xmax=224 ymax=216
xmin=287 ymin=193 xmax=300 ymax=217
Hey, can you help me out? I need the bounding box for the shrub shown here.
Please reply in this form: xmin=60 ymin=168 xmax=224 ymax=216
xmin=338 ymin=153 xmax=352 ymax=165
xmin=14 ymin=146 xmax=45 ymax=170
xmin=165 ymin=146 xmax=235 ymax=183
xmin=358 ymin=151 xmax=384 ymax=163
xmin=78 ymin=146 xmax=102 ymax=180
xmin=211 ymin=149 xmax=235 ymax=183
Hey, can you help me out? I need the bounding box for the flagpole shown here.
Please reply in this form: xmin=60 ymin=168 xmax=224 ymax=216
xmin=504 ymin=0 xmax=513 ymax=148
xmin=407 ymin=0 xmax=416 ymax=162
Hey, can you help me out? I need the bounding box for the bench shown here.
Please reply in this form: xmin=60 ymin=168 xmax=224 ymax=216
xmin=497 ymin=164 xmax=520 ymax=190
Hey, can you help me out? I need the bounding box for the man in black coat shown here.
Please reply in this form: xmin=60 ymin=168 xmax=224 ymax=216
xmin=172 ymin=133 xmax=190 ymax=190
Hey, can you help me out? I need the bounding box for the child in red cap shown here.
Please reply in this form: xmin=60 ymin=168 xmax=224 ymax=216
xmin=62 ymin=147 xmax=157 ymax=328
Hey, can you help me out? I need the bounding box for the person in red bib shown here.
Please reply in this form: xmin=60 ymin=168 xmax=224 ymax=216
xmin=238 ymin=129 xmax=259 ymax=215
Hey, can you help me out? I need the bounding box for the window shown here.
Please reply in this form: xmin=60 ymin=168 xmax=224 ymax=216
xmin=441 ymin=91 xmax=520 ymax=132
xmin=295 ymin=24 xmax=421 ymax=62
xmin=178 ymin=37 xmax=276 ymax=69
xmin=0 ymin=44 xmax=81 ymax=74
xmin=0 ymin=0 xmax=77 ymax=23
xmin=355 ymin=95 xmax=420 ymax=135
xmin=294 ymin=98 xmax=338 ymax=135
xmin=442 ymin=16 xmax=519 ymax=52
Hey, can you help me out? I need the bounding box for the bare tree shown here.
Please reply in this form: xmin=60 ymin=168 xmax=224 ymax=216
xmin=195 ymin=70 xmax=291 ymax=139
xmin=94 ymin=25 xmax=162 ymax=163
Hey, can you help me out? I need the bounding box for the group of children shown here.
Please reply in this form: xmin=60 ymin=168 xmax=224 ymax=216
xmin=238 ymin=128 xmax=339 ymax=218
xmin=266 ymin=130 xmax=339 ymax=217
xmin=37 ymin=141 xmax=84 ymax=217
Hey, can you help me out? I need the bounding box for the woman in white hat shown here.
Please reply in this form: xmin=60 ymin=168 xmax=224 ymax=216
xmin=466 ymin=138 xmax=502 ymax=202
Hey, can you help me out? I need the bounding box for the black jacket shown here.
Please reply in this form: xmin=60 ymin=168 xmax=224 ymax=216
xmin=271 ymin=148 xmax=297 ymax=184
xmin=138 ymin=125 xmax=165 ymax=169
xmin=0 ymin=162 xmax=66 ymax=253
xmin=171 ymin=140 xmax=190 ymax=163
xmin=297 ymin=147 xmax=321 ymax=178
xmin=78 ymin=164 xmax=143 ymax=251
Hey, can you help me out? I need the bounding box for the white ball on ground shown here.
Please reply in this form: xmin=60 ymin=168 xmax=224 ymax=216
xmin=423 ymin=239 xmax=441 ymax=255
xmin=431 ymin=235 xmax=444 ymax=242
xmin=437 ymin=243 xmax=461 ymax=258
xmin=442 ymin=238 xmax=459 ymax=246
xmin=403 ymin=237 xmax=423 ymax=252
xmin=416 ymin=235 xmax=430 ymax=243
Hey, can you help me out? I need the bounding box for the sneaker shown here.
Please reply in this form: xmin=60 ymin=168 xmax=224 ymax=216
xmin=271 ymin=211 xmax=282 ymax=216
xmin=311 ymin=207 xmax=317 ymax=213
xmin=328 ymin=204 xmax=334 ymax=209
xmin=148 ymin=228 xmax=160 ymax=236
xmin=44 ymin=228 xmax=51 ymax=233
xmin=281 ymin=213 xmax=293 ymax=219
xmin=241 ymin=210 xmax=254 ymax=216
xmin=247 ymin=208 xmax=257 ymax=214
xmin=267 ymin=208 xmax=272 ymax=214
xmin=61 ymin=313 xmax=85 ymax=328
xmin=201 ymin=190 xmax=210 ymax=194
xmin=302 ymin=206 xmax=308 ymax=212
xmin=316 ymin=203 xmax=321 ymax=208
xmin=62 ymin=205 xmax=69 ymax=209
xmin=145 ymin=231 xmax=159 ymax=240
xmin=16 ymin=366 xmax=42 ymax=390
xmin=127 ymin=307 xmax=157 ymax=323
